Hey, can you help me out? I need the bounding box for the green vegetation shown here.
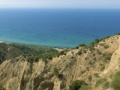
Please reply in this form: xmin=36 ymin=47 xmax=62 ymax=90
xmin=102 ymin=36 xmax=111 ymax=40
xmin=112 ymin=71 xmax=120 ymax=90
xmin=104 ymin=45 xmax=109 ymax=49
xmin=103 ymin=81 xmax=110 ymax=89
xmin=95 ymin=78 xmax=107 ymax=87
xmin=89 ymin=38 xmax=100 ymax=47
xmin=0 ymin=84 xmax=6 ymax=90
xmin=0 ymin=43 xmax=60 ymax=62
xmin=100 ymin=65 xmax=105 ymax=71
xmin=57 ymin=49 xmax=69 ymax=57
xmin=94 ymin=38 xmax=100 ymax=43
xmin=59 ymin=51 xmax=65 ymax=55
xmin=69 ymin=80 xmax=87 ymax=90
xmin=96 ymin=49 xmax=102 ymax=55
xmin=79 ymin=85 xmax=91 ymax=90
xmin=94 ymin=73 xmax=99 ymax=78
xmin=95 ymin=78 xmax=109 ymax=89
xmin=53 ymin=67 xmax=59 ymax=76
xmin=75 ymin=44 xmax=86 ymax=49
xmin=89 ymin=42 xmax=94 ymax=47
xmin=77 ymin=51 xmax=82 ymax=55
xmin=103 ymin=53 xmax=112 ymax=60
xmin=88 ymin=75 xmax=92 ymax=81
xmin=52 ymin=67 xmax=64 ymax=79
xmin=79 ymin=44 xmax=86 ymax=47
xmin=75 ymin=46 xmax=79 ymax=49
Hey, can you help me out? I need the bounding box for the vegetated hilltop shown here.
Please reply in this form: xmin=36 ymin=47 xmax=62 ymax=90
xmin=0 ymin=43 xmax=60 ymax=63
xmin=0 ymin=33 xmax=120 ymax=90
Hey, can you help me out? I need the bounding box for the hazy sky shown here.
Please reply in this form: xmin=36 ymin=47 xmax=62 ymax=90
xmin=0 ymin=0 xmax=120 ymax=9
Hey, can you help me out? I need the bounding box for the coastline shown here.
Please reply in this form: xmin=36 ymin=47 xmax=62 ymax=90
xmin=0 ymin=39 xmax=70 ymax=48
xmin=0 ymin=40 xmax=68 ymax=52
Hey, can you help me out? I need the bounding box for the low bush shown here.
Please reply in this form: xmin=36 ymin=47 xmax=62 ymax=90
xmin=79 ymin=84 xmax=91 ymax=90
xmin=94 ymin=73 xmax=99 ymax=78
xmin=77 ymin=51 xmax=82 ymax=55
xmin=103 ymin=53 xmax=112 ymax=60
xmin=0 ymin=84 xmax=6 ymax=90
xmin=102 ymin=36 xmax=111 ymax=40
xmin=112 ymin=71 xmax=120 ymax=90
xmin=79 ymin=44 xmax=86 ymax=47
xmin=88 ymin=75 xmax=92 ymax=81
xmin=75 ymin=46 xmax=79 ymax=49
xmin=104 ymin=45 xmax=109 ymax=49
xmin=103 ymin=81 xmax=109 ymax=89
xmin=53 ymin=67 xmax=59 ymax=76
xmin=96 ymin=78 xmax=107 ymax=87
xmin=69 ymin=80 xmax=87 ymax=90
xmin=96 ymin=49 xmax=102 ymax=55
xmin=94 ymin=38 xmax=100 ymax=43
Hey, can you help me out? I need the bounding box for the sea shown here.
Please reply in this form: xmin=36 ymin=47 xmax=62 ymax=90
xmin=0 ymin=9 xmax=120 ymax=47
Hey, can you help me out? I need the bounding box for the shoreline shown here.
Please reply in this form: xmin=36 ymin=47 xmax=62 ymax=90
xmin=0 ymin=38 xmax=72 ymax=48
xmin=0 ymin=40 xmax=69 ymax=49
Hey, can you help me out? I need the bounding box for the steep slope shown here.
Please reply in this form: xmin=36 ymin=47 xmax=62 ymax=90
xmin=0 ymin=35 xmax=120 ymax=90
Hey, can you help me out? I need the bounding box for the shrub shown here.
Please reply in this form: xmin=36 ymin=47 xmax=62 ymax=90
xmin=75 ymin=46 xmax=79 ymax=49
xmin=79 ymin=85 xmax=91 ymax=90
xmin=69 ymin=80 xmax=87 ymax=90
xmin=81 ymin=70 xmax=85 ymax=74
xmin=79 ymin=44 xmax=86 ymax=47
xmin=77 ymin=51 xmax=82 ymax=55
xmin=88 ymin=75 xmax=92 ymax=81
xmin=59 ymin=51 xmax=65 ymax=55
xmin=94 ymin=38 xmax=100 ymax=43
xmin=89 ymin=42 xmax=94 ymax=47
xmin=53 ymin=67 xmax=59 ymax=76
xmin=58 ymin=74 xmax=64 ymax=79
xmin=96 ymin=78 xmax=106 ymax=87
xmin=102 ymin=36 xmax=111 ymax=40
xmin=0 ymin=84 xmax=6 ymax=90
xmin=88 ymin=45 xmax=95 ymax=51
xmin=103 ymin=81 xmax=109 ymax=89
xmin=100 ymin=66 xmax=105 ymax=71
xmin=104 ymin=45 xmax=109 ymax=49
xmin=103 ymin=53 xmax=112 ymax=60
xmin=112 ymin=71 xmax=120 ymax=90
xmin=89 ymin=38 xmax=100 ymax=47
xmin=96 ymin=50 xmax=102 ymax=55
xmin=83 ymin=50 xmax=87 ymax=53
xmin=59 ymin=49 xmax=69 ymax=55
xmin=94 ymin=73 xmax=99 ymax=78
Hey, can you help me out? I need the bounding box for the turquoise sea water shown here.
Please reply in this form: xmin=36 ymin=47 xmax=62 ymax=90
xmin=0 ymin=9 xmax=120 ymax=47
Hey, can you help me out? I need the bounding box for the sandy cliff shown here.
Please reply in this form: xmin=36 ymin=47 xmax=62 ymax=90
xmin=0 ymin=35 xmax=120 ymax=90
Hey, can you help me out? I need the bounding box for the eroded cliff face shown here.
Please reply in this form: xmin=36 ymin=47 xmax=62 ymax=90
xmin=0 ymin=35 xmax=120 ymax=90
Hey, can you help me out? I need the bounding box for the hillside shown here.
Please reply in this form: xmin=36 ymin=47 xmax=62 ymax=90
xmin=0 ymin=43 xmax=60 ymax=63
xmin=0 ymin=34 xmax=120 ymax=90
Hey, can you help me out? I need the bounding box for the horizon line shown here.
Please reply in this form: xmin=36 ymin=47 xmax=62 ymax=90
xmin=0 ymin=7 xmax=120 ymax=10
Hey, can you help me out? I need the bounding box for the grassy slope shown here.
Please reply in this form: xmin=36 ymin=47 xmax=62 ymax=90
xmin=0 ymin=43 xmax=60 ymax=63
